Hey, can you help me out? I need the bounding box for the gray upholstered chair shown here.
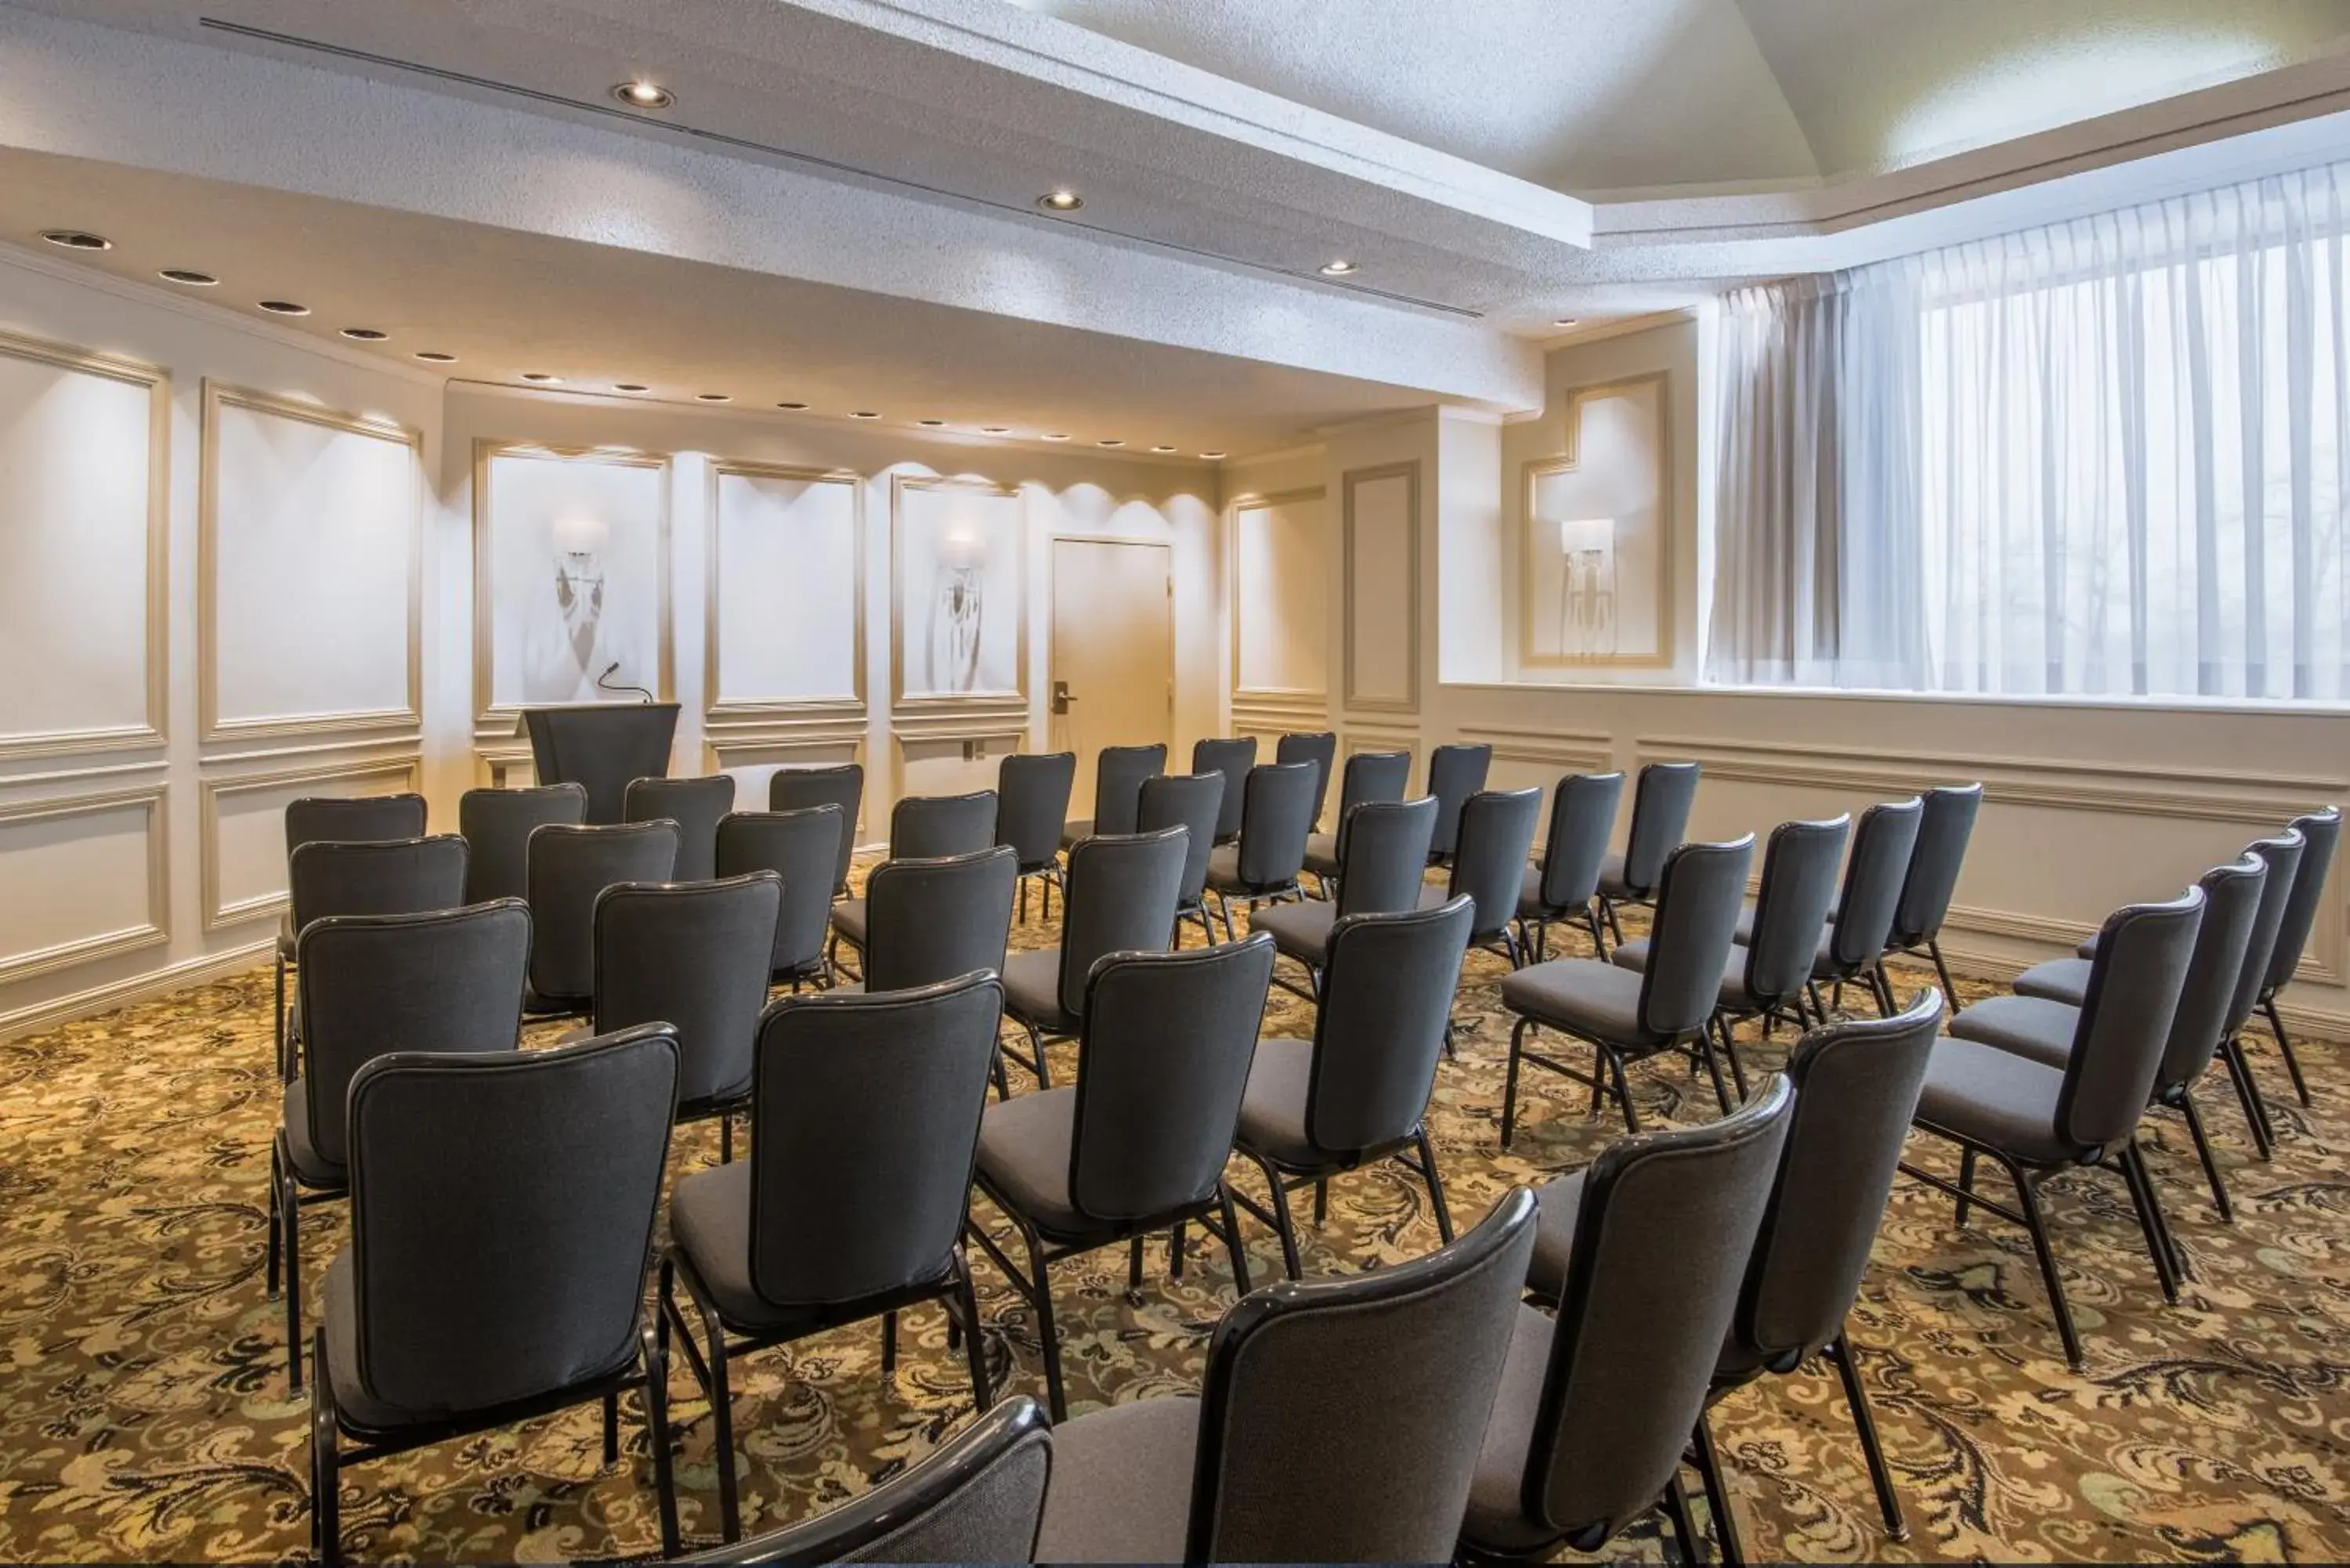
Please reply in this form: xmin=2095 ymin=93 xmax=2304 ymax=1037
xmin=273 ymin=793 xmax=432 ymax=1072
xmin=2005 ymin=853 xmax=2268 ymax=1221
xmin=268 ymin=901 xmax=530 ymax=1393
xmin=1433 ymin=786 xmax=1545 ymax=970
xmin=1902 ymin=886 xmax=2207 ymax=1367
xmin=1515 ymin=771 xmax=1624 ymax=962
xmin=310 ymin=1025 xmax=683 ymax=1564
xmin=1062 ymin=742 xmax=1166 ymax=848
xmin=967 ymin=934 xmax=1276 ymax=1418
xmin=768 ymin=762 xmax=865 ymax=896
xmin=1303 ymin=749 xmax=1411 ymax=894
xmin=1876 ymin=782 xmax=1982 ymax=1003
xmin=1204 ymin=761 xmax=1318 ymax=939
xmin=1253 ymin=795 xmax=1438 ymax=996
xmin=1193 ymin=735 xmax=1260 ymax=845
xmin=830 ymin=790 xmax=1000 ymax=971
xmin=1136 ymin=771 xmax=1226 ymax=946
xmin=1233 ymin=894 xmax=1473 ymax=1278
xmin=1276 ymin=729 xmax=1337 ymax=833
xmin=1423 ymin=742 xmax=1492 ymax=869
xmin=662 ymin=974 xmax=1003 ymax=1542
xmin=715 ymin=806 xmax=844 ymax=988
xmin=590 ymin=872 xmax=782 ymax=1162
xmin=1614 ymin=814 xmax=1848 ymax=1102
xmin=997 ymin=751 xmax=1077 ymax=921
xmin=523 ymin=820 xmax=681 ymax=1016
xmin=458 ymin=784 xmax=588 ymax=905
xmin=624 ymin=773 xmax=736 ymax=883
xmin=1036 ymin=1187 xmax=1538 ymax=1563
xmin=680 ymin=1396 xmax=1053 ymax=1566
xmin=1804 ymin=796 xmax=1924 ymax=1017
xmin=1500 ymin=835 xmax=1755 ymax=1145
xmin=855 ymin=846 xmax=1019 ymax=994
xmin=1595 ymin=760 xmax=1699 ymax=944
xmin=279 ymin=835 xmax=472 ymax=1076
xmin=1458 ymin=1075 xmax=1795 ymax=1563
xmin=2254 ymin=804 xmax=2339 ymax=1108
xmin=1000 ymin=828 xmax=1186 ymax=1089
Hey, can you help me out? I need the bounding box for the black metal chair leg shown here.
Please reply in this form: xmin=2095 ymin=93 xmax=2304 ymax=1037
xmin=602 ymin=1390 xmax=620 ymax=1467
xmin=1415 ymin=1125 xmax=1455 ymax=1244
xmin=283 ymin=1155 xmax=304 ymax=1393
xmin=1024 ymin=1021 xmax=1052 ymax=1089
xmin=2004 ymin=1157 xmax=2083 ymax=1370
xmin=1609 ymin=1047 xmax=1641 ymax=1133
xmin=1500 ymin=1018 xmax=1529 ymax=1150
xmin=1954 ymin=1146 xmax=1977 ymax=1227
xmin=1828 ymin=1328 xmax=1907 ymax=1540
xmin=1021 ymin=1228 xmax=1068 ymax=1422
xmin=2122 ymin=1139 xmax=2186 ymax=1296
xmin=1586 ymin=905 xmax=1610 ymax=960
xmin=2261 ymin=998 xmax=2312 ymax=1106
xmin=265 ymin=1142 xmax=284 ymax=1299
xmin=2175 ymin=1089 xmax=2233 ymax=1222
xmin=1216 ymin=1183 xmax=1253 ymax=1297
xmin=1170 ymin=1219 xmax=1188 ymax=1280
xmin=1926 ymin=938 xmax=1959 ymax=1008
xmin=310 ymin=1327 xmax=340 ymax=1567
xmin=1126 ymin=1236 xmax=1145 ymax=1291
xmin=2219 ymin=1037 xmax=2276 ymax=1158
xmin=273 ymin=954 xmax=288 ymax=1080
xmin=955 ymin=1255 xmax=992 ymax=1408
xmin=1659 ymin=1472 xmax=1704 ymax=1567
xmin=1695 ymin=1028 xmax=1734 ymax=1116
xmin=1689 ymin=1411 xmax=1747 ymax=1567
xmin=1312 ymin=1178 xmax=1328 ymax=1225
xmin=720 ymin=1113 xmax=734 ymax=1165
xmin=641 ymin=1326 xmax=682 ymax=1558
xmin=1248 ymin=1151 xmax=1303 ymax=1280
xmin=1714 ymin=1014 xmax=1749 ymax=1100
xmin=882 ymin=1310 xmax=899 ymax=1375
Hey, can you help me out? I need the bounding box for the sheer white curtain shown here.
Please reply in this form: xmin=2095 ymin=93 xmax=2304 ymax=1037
xmin=1711 ymin=163 xmax=2350 ymax=701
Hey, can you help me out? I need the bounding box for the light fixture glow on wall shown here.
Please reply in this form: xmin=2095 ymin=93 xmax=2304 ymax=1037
xmin=159 ymin=268 xmax=217 ymax=285
xmin=1037 ymin=190 xmax=1083 ymax=211
xmin=982 ymin=425 xmax=1010 ymax=434
xmin=1553 ymin=516 xmax=1618 ymax=658
xmin=40 ymin=229 xmax=110 ymax=251
xmin=258 ymin=300 xmax=310 ymax=316
xmin=919 ymin=418 xmax=945 ymax=427
xmin=1318 ymin=259 xmax=1358 ymax=276
xmin=613 ymin=79 xmax=674 ymax=109
xmin=1151 ymin=445 xmax=1175 ymax=453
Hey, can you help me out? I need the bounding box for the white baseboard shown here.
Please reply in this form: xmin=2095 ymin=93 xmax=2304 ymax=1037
xmin=0 ymin=941 xmax=271 ymax=1042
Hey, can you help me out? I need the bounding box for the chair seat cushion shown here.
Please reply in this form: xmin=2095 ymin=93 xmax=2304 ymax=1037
xmin=2012 ymin=957 xmax=2093 ymax=1008
xmin=1233 ymin=1036 xmax=1319 ymax=1168
xmin=1596 ymin=851 xmax=1646 ymax=902
xmin=1034 ymin=1393 xmax=1199 ymax=1563
xmin=1521 ymin=1169 xmax=1585 ymax=1304
xmin=1914 ymin=1035 xmax=2075 ymax=1162
xmin=2077 ymin=932 xmax=2102 ymax=961
xmin=1461 ymin=1302 xmax=1562 ymax=1554
xmin=1515 ymin=863 xmax=1549 ymax=919
xmin=1302 ymin=832 xmax=1340 ymax=879
xmin=1732 ymin=901 xmax=1759 ymax=945
xmin=1061 ymin=819 xmax=1093 ymax=851
xmin=1611 ymin=938 xmax=1765 ymax=1016
xmin=1499 ymin=958 xmax=1655 ymax=1046
xmin=668 ymin=1161 xmax=789 ymax=1328
xmin=280 ymin=1081 xmax=345 ymax=1189
xmin=830 ymin=898 xmax=869 ymax=947
xmin=1947 ymin=993 xmax=2082 ymax=1071
xmin=1002 ymin=948 xmax=1074 ymax=1032
xmin=974 ymin=1086 xmax=1088 ymax=1237
xmin=1250 ymin=900 xmax=1336 ymax=966
xmin=1203 ymin=843 xmax=1245 ymax=892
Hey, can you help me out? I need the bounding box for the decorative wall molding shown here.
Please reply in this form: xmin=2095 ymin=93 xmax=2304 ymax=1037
xmin=707 ymin=731 xmax=868 ymax=768
xmin=0 ymin=327 xmax=169 ymax=763
xmin=1519 ymin=370 xmax=1674 ymax=672
xmin=888 ymin=703 xmax=1031 ymax=747
xmin=198 ymin=752 xmax=422 ymax=931
xmin=1341 ymin=460 xmax=1421 ymax=715
xmin=0 ymin=781 xmax=169 ymax=985
xmin=704 ymin=458 xmax=866 ymax=729
xmin=1227 ymin=485 xmax=1329 ymax=708
xmin=0 ymin=937 xmax=273 ymax=1045
xmin=889 ymin=474 xmax=1028 ymax=718
xmin=1456 ymin=724 xmax=1614 ymax=775
xmin=201 ymin=381 xmax=424 ymax=744
xmin=1341 ymin=722 xmax=1423 ymax=779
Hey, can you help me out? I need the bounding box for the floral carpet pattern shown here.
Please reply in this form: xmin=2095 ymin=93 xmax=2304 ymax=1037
xmin=0 ymin=878 xmax=2346 ymax=1563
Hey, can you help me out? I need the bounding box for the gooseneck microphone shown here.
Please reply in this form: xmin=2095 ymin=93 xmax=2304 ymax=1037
xmin=595 ymin=660 xmax=656 ymax=703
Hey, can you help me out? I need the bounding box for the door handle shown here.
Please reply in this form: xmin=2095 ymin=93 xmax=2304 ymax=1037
xmin=1051 ymin=680 xmax=1076 ymax=715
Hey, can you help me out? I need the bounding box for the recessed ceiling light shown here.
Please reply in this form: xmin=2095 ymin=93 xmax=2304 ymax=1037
xmin=776 ymin=402 xmax=809 ymax=410
xmin=1151 ymin=445 xmax=1176 ymax=453
xmin=1200 ymin=450 xmax=1227 ymax=459
xmin=520 ymin=371 xmax=562 ymax=383
xmin=339 ymin=327 xmax=388 ymax=341
xmin=1552 ymin=317 xmax=1580 ymax=328
xmin=158 ymin=267 xmax=216 ymax=286
xmin=613 ymin=79 xmax=674 ymax=110
xmin=257 ymin=299 xmax=310 ymax=316
xmin=1318 ymin=259 xmax=1358 ymax=276
xmin=413 ymin=351 xmax=457 ymax=363
xmin=982 ymin=425 xmax=1010 ymax=435
xmin=850 ymin=410 xmax=880 ymax=419
xmin=918 ymin=418 xmax=945 ymax=427
xmin=696 ymin=392 xmax=731 ymax=402
xmin=614 ymin=383 xmax=649 ymax=392
xmin=1037 ymin=190 xmax=1083 ymax=211
xmin=1042 ymin=432 xmax=1070 ymax=442
xmin=40 ymin=229 xmax=110 ymax=251
xmin=1097 ymin=438 xmax=1125 ymax=447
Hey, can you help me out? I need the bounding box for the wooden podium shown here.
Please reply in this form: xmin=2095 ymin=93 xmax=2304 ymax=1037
xmin=518 ymin=703 xmax=681 ymax=824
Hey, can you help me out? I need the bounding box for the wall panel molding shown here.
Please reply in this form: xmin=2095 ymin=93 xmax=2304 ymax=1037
xmin=0 ymin=328 xmax=169 ymax=762
xmin=1456 ymin=724 xmax=1614 ymax=775
xmin=1227 ymin=486 xmax=1329 ymax=707
xmin=200 ymin=381 xmax=423 ymax=743
xmin=890 ymin=475 xmax=1028 ymax=720
xmin=198 ymin=752 xmax=422 ymax=931
xmin=1341 ymin=461 xmax=1420 ymax=715
xmin=0 ymin=938 xmax=272 ymax=1045
xmin=0 ymin=781 xmax=169 ymax=985
xmin=705 ymin=458 xmax=866 ymax=729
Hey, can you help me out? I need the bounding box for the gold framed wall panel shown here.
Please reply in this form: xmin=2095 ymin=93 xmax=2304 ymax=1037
xmin=0 ymin=779 xmax=170 ymax=985
xmin=198 ymin=751 xmax=423 ymax=931
xmin=1518 ymin=370 xmax=1674 ymax=671
xmin=889 ymin=474 xmax=1028 ymax=715
xmin=704 ymin=457 xmax=866 ymax=728
xmin=1341 ymin=461 xmax=1421 ymax=714
xmin=1227 ymin=485 xmax=1329 ymax=707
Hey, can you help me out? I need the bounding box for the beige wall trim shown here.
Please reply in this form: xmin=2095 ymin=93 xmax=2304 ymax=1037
xmin=889 ymin=474 xmax=1028 ymax=716
xmin=1519 ymin=370 xmax=1675 ymax=672
xmin=198 ymin=752 xmax=422 ymax=930
xmin=1340 ymin=460 xmax=1422 ymax=715
xmin=0 ymin=938 xmax=272 ymax=1045
xmin=1455 ymin=724 xmax=1614 ymax=775
xmin=0 ymin=782 xmax=169 ymax=985
xmin=1227 ymin=485 xmax=1328 ymax=707
xmin=704 ymin=459 xmax=866 ymax=727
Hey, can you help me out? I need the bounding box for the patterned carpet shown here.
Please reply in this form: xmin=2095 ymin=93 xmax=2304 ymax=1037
xmin=0 ymin=880 xmax=2345 ymax=1564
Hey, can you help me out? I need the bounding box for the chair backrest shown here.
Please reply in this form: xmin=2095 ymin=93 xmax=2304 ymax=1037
xmin=1331 ymin=750 xmax=1413 ymax=861
xmin=1188 ymin=1187 xmax=1538 ymax=1563
xmin=768 ymin=763 xmax=865 ymax=894
xmin=1234 ymin=762 xmax=1318 ymax=887
xmin=2056 ymin=886 xmax=2207 ymax=1151
xmin=2152 ymin=855 xmax=2267 ymax=1093
xmin=459 ymin=785 xmax=588 ymax=904
xmin=1824 ymin=797 xmax=1924 ymax=968
xmin=1335 ymin=797 xmax=1440 ymax=918
xmin=1307 ymin=896 xmax=1474 ymax=1155
xmin=891 ymin=790 xmax=999 ymax=861
xmin=679 ymin=1396 xmax=1053 ymax=1566
xmin=1521 ymin=1074 xmax=1795 ymax=1551
xmin=1741 ymin=815 xmax=1850 ymax=1006
xmin=624 ymin=774 xmax=736 ymax=883
xmin=995 ymin=752 xmax=1077 ymax=871
xmin=593 ymin=873 xmax=781 ymax=1107
xmin=1068 ymin=934 xmax=1275 ymax=1224
xmin=1448 ymin=788 xmax=1544 ymax=942
xmin=2264 ymin=806 xmax=2341 ymax=995
xmin=1618 ymin=761 xmax=1701 ymax=897
xmin=2225 ymin=830 xmax=2305 ymax=1040
xmin=1632 ymin=836 xmax=1756 ymax=1039
xmin=1194 ymin=737 xmax=1260 ymax=842
xmin=863 ymin=847 xmax=1020 ymax=994
xmin=525 ymin=821 xmax=682 ymax=1003
xmin=1730 ymin=992 xmax=1941 ymax=1370
xmin=716 ymin=807 xmax=844 ymax=979
xmin=749 ymin=973 xmax=1004 ymax=1306
xmin=344 ymin=1024 xmax=678 ymax=1415
xmin=1423 ymin=743 xmax=1493 ymax=862
xmin=295 ymin=901 xmax=531 ymax=1169
xmin=1537 ymin=772 xmax=1625 ymax=912
xmin=1275 ymin=730 xmax=1337 ymax=832
xmin=287 ymin=836 xmax=470 ymax=934
xmin=1136 ymin=773 xmax=1224 ymax=908
xmin=1889 ymin=782 xmax=1983 ymax=948
xmin=285 ymin=793 xmax=428 ymax=858
xmin=1057 ymin=829 xmax=1189 ymax=1017
xmin=1089 ymin=743 xmax=1167 ymax=836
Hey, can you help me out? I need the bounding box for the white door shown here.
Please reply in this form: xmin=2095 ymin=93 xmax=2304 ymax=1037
xmin=1050 ymin=538 xmax=1173 ymax=818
